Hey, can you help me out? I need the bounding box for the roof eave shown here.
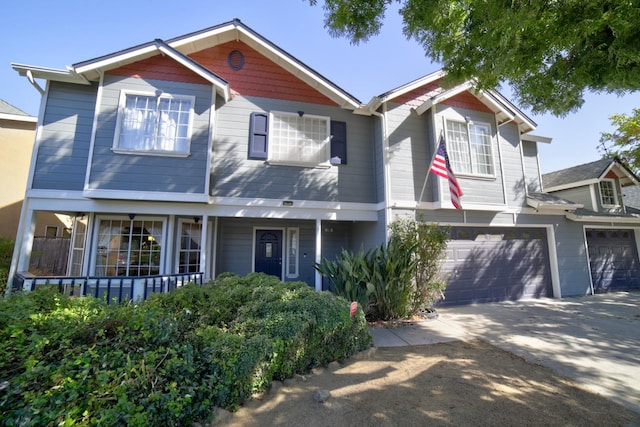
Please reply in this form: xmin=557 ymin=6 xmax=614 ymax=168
xmin=526 ymin=197 xmax=583 ymax=211
xmin=0 ymin=112 xmax=37 ymax=123
xmin=12 ymin=63 xmax=91 ymax=85
xmin=543 ymin=179 xmax=599 ymax=193
xmin=566 ymin=211 xmax=640 ymax=223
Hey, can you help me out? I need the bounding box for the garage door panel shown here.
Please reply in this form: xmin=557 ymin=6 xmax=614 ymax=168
xmin=586 ymin=229 xmax=640 ymax=293
xmin=440 ymin=227 xmax=552 ymax=306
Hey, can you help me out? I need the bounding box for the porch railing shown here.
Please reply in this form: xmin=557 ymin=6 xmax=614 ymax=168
xmin=12 ymin=272 xmax=205 ymax=304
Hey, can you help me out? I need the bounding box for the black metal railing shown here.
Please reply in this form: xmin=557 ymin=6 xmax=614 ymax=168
xmin=12 ymin=272 xmax=204 ymax=304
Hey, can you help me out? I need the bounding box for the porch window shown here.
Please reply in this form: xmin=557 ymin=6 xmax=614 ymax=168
xmin=286 ymin=228 xmax=299 ymax=278
xmin=599 ymin=180 xmax=618 ymax=206
xmin=445 ymin=120 xmax=494 ymax=176
xmin=114 ymin=92 xmax=194 ymax=155
xmin=268 ymin=112 xmax=331 ymax=166
xmin=178 ymin=220 xmax=202 ymax=273
xmin=95 ymin=218 xmax=164 ymax=276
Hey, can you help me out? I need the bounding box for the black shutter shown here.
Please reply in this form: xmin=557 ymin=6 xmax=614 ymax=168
xmin=249 ymin=112 xmax=268 ymax=159
xmin=330 ymin=121 xmax=347 ymax=165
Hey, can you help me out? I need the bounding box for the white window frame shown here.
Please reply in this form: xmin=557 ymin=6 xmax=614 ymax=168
xmin=598 ymin=179 xmax=619 ymax=207
xmin=112 ymin=90 xmax=195 ymax=157
xmin=175 ymin=218 xmax=202 ymax=274
xmin=445 ymin=119 xmax=495 ymax=177
xmin=267 ymin=111 xmax=331 ymax=167
xmin=286 ymin=227 xmax=299 ymax=278
xmin=91 ymin=215 xmax=166 ymax=277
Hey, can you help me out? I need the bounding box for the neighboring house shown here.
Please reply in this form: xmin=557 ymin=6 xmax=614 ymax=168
xmin=541 ymin=158 xmax=640 ymax=293
xmin=0 ymin=99 xmax=70 ymax=243
xmin=8 ymin=19 xmax=639 ymax=303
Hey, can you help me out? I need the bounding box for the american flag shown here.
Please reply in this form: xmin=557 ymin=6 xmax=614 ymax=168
xmin=430 ymin=135 xmax=463 ymax=210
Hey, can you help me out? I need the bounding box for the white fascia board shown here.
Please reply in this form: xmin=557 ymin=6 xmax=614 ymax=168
xmin=476 ymin=90 xmax=516 ymax=122
xmin=155 ymin=44 xmax=230 ymax=101
xmin=599 ymin=162 xmax=640 ymax=186
xmin=366 ymin=70 xmax=447 ymax=112
xmin=566 ymin=211 xmax=640 ymax=224
xmin=483 ymin=90 xmax=536 ymax=132
xmin=229 ymin=27 xmax=359 ymax=110
xmin=0 ymin=113 xmax=37 ymax=123
xmin=521 ymin=133 xmax=552 ymax=144
xmin=543 ymin=180 xmax=599 ymax=193
xmin=12 ymin=63 xmax=90 ymax=85
xmin=526 ymin=198 xmax=583 ymax=211
xmin=82 ymin=189 xmax=209 ymax=203
xmin=413 ymin=82 xmax=473 ymax=116
xmin=72 ymin=45 xmax=158 ymax=75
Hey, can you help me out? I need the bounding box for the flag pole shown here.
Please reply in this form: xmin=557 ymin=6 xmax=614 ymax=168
xmin=418 ymin=130 xmax=444 ymax=202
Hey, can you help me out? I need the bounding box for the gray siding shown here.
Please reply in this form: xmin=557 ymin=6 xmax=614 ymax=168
xmin=550 ymin=186 xmax=595 ymax=210
xmin=499 ymin=122 xmax=526 ymax=207
xmin=385 ymin=102 xmax=434 ymax=203
xmin=32 ymin=81 xmax=97 ymax=190
xmin=88 ymin=75 xmax=211 ymax=194
xmin=522 ymin=141 xmax=541 ymax=192
xmin=212 ymin=95 xmax=375 ymax=203
xmin=373 ymin=115 xmax=385 ymax=203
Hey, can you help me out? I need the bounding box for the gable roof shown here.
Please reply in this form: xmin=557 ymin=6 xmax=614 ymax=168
xmin=622 ymin=185 xmax=640 ymax=212
xmin=367 ymin=71 xmax=537 ymax=133
xmin=0 ymin=99 xmax=37 ymax=123
xmin=12 ymin=19 xmax=360 ymax=110
xmin=542 ymin=158 xmax=640 ymax=191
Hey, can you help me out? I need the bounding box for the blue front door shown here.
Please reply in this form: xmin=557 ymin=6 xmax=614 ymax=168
xmin=255 ymin=230 xmax=283 ymax=279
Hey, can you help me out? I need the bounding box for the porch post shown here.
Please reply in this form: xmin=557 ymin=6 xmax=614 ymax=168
xmin=6 ymin=202 xmax=35 ymax=296
xmin=315 ymin=218 xmax=322 ymax=292
xmin=199 ymin=214 xmax=208 ymax=280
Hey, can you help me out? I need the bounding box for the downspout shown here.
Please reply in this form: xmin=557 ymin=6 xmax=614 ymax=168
xmin=370 ymin=106 xmax=391 ymax=243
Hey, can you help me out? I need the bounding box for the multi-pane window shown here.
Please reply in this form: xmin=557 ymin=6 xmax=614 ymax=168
xmin=286 ymin=228 xmax=299 ymax=278
xmin=95 ymin=218 xmax=163 ymax=276
xmin=178 ymin=220 xmax=201 ymax=273
xmin=446 ymin=120 xmax=494 ymax=176
xmin=115 ymin=93 xmax=194 ymax=153
xmin=269 ymin=112 xmax=330 ymax=166
xmin=599 ymin=180 xmax=618 ymax=206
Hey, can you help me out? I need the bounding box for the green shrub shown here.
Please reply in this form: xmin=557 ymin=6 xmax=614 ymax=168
xmin=0 ymin=275 xmax=372 ymax=426
xmin=314 ymin=249 xmax=371 ymax=308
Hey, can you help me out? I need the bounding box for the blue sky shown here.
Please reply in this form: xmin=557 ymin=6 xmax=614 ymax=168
xmin=2 ymin=0 xmax=638 ymax=173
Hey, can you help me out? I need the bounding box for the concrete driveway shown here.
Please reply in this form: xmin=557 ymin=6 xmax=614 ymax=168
xmin=369 ymin=291 xmax=640 ymax=414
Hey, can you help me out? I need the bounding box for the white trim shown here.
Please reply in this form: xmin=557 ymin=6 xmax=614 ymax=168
xmin=12 ymin=63 xmax=91 ymax=85
xmin=546 ymin=225 xmax=562 ymax=298
xmin=82 ymin=189 xmax=209 ymax=203
xmin=582 ymin=226 xmax=596 ymax=295
xmin=366 ymin=70 xmax=447 ymax=110
xmin=544 ymin=179 xmax=600 ymax=193
xmin=211 ymin=216 xmax=219 ymax=279
xmin=315 ymin=219 xmax=322 ymax=291
xmin=112 ymin=90 xmax=195 ymax=155
xmin=73 ymin=45 xmax=159 ymax=75
xmin=167 ymin=215 xmax=177 ymax=273
xmin=521 ymin=133 xmax=552 ymax=144
xmin=252 ymin=226 xmax=285 ymax=280
xmin=413 ymin=82 xmax=473 ymax=116
xmin=598 ymin=179 xmax=620 ymax=208
xmin=566 ymin=211 xmax=640 ymax=224
xmin=200 ymin=215 xmax=209 ymax=280
xmin=285 ymin=227 xmax=300 ymax=279
xmin=589 ymin=184 xmax=598 ymax=211
xmin=0 ymin=113 xmax=37 ymax=123
xmin=84 ymin=72 xmax=104 ymax=191
xmin=494 ymin=114 xmax=509 ymax=205
xmin=204 ymin=86 xmax=216 ymax=200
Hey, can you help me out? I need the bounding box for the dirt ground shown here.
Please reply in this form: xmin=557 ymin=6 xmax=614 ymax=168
xmin=213 ymin=339 xmax=640 ymax=427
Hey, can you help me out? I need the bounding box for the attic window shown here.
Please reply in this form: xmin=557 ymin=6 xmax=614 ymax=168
xmin=228 ymin=50 xmax=245 ymax=71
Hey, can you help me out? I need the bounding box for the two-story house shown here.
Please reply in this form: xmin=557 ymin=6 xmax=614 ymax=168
xmin=8 ymin=19 xmax=640 ymax=303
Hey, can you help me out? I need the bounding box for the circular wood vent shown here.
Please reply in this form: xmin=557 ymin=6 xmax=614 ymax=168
xmin=227 ymin=50 xmax=245 ymax=71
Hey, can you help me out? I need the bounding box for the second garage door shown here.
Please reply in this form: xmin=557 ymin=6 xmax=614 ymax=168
xmin=586 ymin=229 xmax=640 ymax=293
xmin=440 ymin=227 xmax=553 ymax=306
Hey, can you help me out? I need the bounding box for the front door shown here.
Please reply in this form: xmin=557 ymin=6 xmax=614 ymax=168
xmin=255 ymin=230 xmax=283 ymax=279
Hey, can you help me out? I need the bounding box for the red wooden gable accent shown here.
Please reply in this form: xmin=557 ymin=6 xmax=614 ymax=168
xmin=605 ymin=170 xmax=618 ymax=179
xmin=391 ymin=81 xmax=441 ymax=108
xmin=107 ymin=55 xmax=210 ymax=85
xmin=389 ymin=79 xmax=493 ymax=114
xmin=441 ymin=91 xmax=493 ymax=113
xmin=189 ymin=41 xmax=335 ymax=105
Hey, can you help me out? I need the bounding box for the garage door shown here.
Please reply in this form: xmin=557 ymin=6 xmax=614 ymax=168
xmin=440 ymin=227 xmax=552 ymax=306
xmin=586 ymin=229 xmax=640 ymax=293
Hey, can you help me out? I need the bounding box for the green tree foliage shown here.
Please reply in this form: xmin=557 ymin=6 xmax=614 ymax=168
xmin=0 ymin=236 xmax=14 ymax=295
xmin=599 ymin=108 xmax=640 ymax=172
xmin=309 ymin=0 xmax=640 ymax=115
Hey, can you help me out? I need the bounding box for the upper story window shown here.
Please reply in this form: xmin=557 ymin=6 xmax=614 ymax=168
xmin=599 ymin=179 xmax=618 ymax=207
xmin=445 ymin=120 xmax=494 ymax=176
xmin=248 ymin=111 xmax=346 ymax=167
xmin=269 ymin=112 xmax=331 ymax=166
xmin=114 ymin=92 xmax=194 ymax=155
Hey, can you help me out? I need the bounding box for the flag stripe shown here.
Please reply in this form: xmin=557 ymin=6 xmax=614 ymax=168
xmin=429 ymin=135 xmax=463 ymax=210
